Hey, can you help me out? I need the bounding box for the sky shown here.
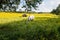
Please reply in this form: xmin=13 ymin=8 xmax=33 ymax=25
xmin=17 ymin=0 xmax=60 ymax=12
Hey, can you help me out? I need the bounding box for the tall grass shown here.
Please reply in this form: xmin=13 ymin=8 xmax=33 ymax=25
xmin=0 ymin=18 xmax=60 ymax=40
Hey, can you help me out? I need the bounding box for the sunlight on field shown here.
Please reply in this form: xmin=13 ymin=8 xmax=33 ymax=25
xmin=0 ymin=12 xmax=58 ymax=24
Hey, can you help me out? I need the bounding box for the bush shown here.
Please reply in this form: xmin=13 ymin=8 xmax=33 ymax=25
xmin=51 ymin=4 xmax=60 ymax=15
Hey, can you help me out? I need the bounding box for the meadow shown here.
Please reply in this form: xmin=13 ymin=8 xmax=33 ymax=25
xmin=0 ymin=12 xmax=60 ymax=40
xmin=0 ymin=12 xmax=58 ymax=24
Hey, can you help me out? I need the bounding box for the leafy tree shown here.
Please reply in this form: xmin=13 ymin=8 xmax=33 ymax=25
xmin=51 ymin=4 xmax=60 ymax=15
xmin=22 ymin=0 xmax=43 ymax=12
xmin=0 ymin=0 xmax=43 ymax=12
xmin=0 ymin=0 xmax=20 ymax=11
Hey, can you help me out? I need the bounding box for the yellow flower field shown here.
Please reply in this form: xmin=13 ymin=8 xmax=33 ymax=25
xmin=0 ymin=12 xmax=58 ymax=24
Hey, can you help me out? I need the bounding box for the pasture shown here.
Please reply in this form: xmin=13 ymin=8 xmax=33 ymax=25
xmin=0 ymin=12 xmax=58 ymax=24
xmin=0 ymin=12 xmax=60 ymax=40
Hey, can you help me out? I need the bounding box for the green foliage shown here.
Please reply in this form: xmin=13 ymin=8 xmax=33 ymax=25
xmin=51 ymin=4 xmax=60 ymax=15
xmin=0 ymin=0 xmax=43 ymax=12
xmin=0 ymin=0 xmax=20 ymax=12
xmin=0 ymin=18 xmax=60 ymax=40
xmin=22 ymin=0 xmax=43 ymax=11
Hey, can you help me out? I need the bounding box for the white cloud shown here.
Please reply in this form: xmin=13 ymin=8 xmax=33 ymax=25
xmin=17 ymin=0 xmax=60 ymax=12
xmin=50 ymin=1 xmax=55 ymax=5
xmin=35 ymin=0 xmax=60 ymax=12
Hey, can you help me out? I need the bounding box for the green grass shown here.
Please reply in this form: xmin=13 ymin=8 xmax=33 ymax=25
xmin=0 ymin=12 xmax=58 ymax=24
xmin=0 ymin=17 xmax=60 ymax=40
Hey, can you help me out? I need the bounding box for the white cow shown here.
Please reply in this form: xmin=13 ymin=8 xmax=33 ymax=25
xmin=28 ymin=15 xmax=34 ymax=21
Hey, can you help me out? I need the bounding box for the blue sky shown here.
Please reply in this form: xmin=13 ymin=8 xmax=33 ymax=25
xmin=17 ymin=0 xmax=60 ymax=12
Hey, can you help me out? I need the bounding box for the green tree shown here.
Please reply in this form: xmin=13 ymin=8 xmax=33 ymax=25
xmin=22 ymin=0 xmax=43 ymax=12
xmin=0 ymin=0 xmax=20 ymax=11
xmin=0 ymin=0 xmax=43 ymax=12
xmin=51 ymin=4 xmax=60 ymax=15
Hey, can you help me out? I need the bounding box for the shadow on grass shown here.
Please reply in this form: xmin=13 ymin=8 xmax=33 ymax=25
xmin=0 ymin=18 xmax=60 ymax=40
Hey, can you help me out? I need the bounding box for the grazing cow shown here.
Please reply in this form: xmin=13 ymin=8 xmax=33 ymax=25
xmin=22 ymin=14 xmax=27 ymax=17
xmin=28 ymin=15 xmax=34 ymax=21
